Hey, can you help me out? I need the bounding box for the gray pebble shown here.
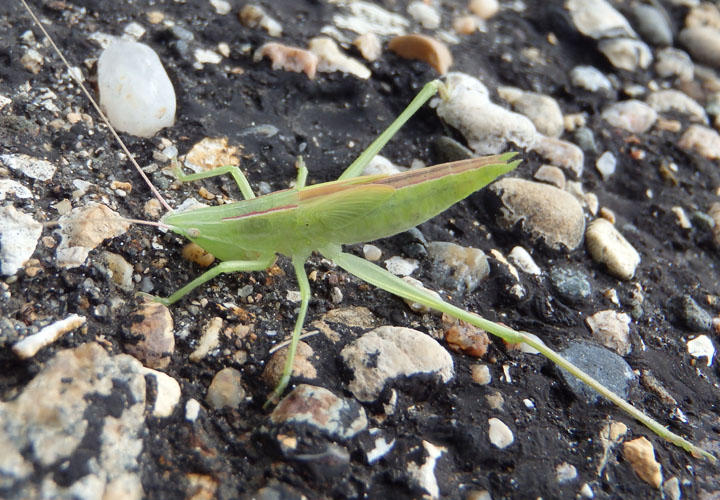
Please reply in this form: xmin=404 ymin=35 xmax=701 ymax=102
xmin=529 ymin=135 xmax=584 ymax=178
xmin=573 ymin=127 xmax=599 ymax=153
xmin=655 ymin=48 xmax=694 ymax=81
xmin=428 ymin=241 xmax=489 ymax=294
xmin=432 ymin=136 xmax=474 ymax=163
xmin=558 ymin=340 xmax=636 ymax=404
xmin=550 ymin=266 xmax=592 ymax=304
xmin=598 ymin=38 xmax=653 ymax=71
xmin=675 ymin=295 xmax=712 ymax=331
xmin=629 ymin=3 xmax=673 ymax=46
xmin=646 ymin=89 xmax=708 ymax=123
xmin=679 ymin=26 xmax=720 ymax=69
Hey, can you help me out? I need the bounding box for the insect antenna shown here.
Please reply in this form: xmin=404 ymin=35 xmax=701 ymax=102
xmin=20 ymin=0 xmax=174 ymax=214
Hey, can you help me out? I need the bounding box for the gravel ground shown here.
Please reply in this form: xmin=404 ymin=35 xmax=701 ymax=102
xmin=2 ymin=0 xmax=720 ymax=498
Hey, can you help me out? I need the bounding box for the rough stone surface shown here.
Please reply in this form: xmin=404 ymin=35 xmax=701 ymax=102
xmin=0 ymin=205 xmax=42 ymax=276
xmin=586 ymin=310 xmax=632 ymax=355
xmin=206 ymin=367 xmax=245 ymax=409
xmin=623 ymin=437 xmax=662 ymax=488
xmin=566 ymin=0 xmax=636 ymax=39
xmin=585 ymin=219 xmax=641 ymax=280
xmin=124 ymin=302 xmax=174 ymax=369
xmin=598 ymin=38 xmax=653 ymax=71
xmin=427 ymin=241 xmax=489 ymax=293
xmin=490 ymin=178 xmax=586 ymax=251
xmin=679 ymin=26 xmax=720 ymax=68
xmin=341 ymin=326 xmax=454 ymax=402
xmin=529 ymin=135 xmax=584 ymax=177
xmin=602 ymin=100 xmax=658 ymax=133
xmin=677 ymin=124 xmax=720 ymax=159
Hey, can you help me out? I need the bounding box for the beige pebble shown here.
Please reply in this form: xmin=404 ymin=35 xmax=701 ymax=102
xmin=471 ymin=364 xmax=492 ymax=385
xmin=353 ymin=32 xmax=382 ymax=62
xmin=678 ymin=124 xmax=720 ymax=160
xmin=125 ymin=302 xmax=174 ymax=369
xmin=469 ymin=0 xmax=499 ymax=19
xmin=388 ymin=34 xmax=453 ymax=75
xmin=533 ymin=165 xmax=565 ymax=189
xmin=185 ymin=137 xmax=240 ymax=172
xmin=146 ymin=10 xmax=164 ymax=24
xmin=453 ymin=15 xmax=478 ymax=35
xmin=263 ymin=341 xmax=317 ymax=387
xmin=254 ymin=42 xmax=318 ymax=79
xmin=206 ymin=367 xmax=245 ymax=409
xmin=585 ymin=218 xmax=640 ymax=280
xmin=623 ymin=437 xmax=662 ymax=489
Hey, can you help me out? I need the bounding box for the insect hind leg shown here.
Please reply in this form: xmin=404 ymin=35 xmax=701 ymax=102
xmin=172 ymin=158 xmax=256 ymax=200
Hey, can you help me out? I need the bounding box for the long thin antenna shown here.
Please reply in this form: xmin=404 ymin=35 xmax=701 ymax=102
xmin=20 ymin=0 xmax=173 ymax=213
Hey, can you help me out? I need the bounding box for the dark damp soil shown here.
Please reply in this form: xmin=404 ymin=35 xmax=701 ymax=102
xmin=1 ymin=0 xmax=720 ymax=498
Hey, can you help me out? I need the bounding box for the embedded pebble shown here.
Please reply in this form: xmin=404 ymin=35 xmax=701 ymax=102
xmin=677 ymin=124 xmax=720 ymax=159
xmin=570 ymin=65 xmax=613 ymax=93
xmin=469 ymin=0 xmax=499 ymax=19
xmin=685 ymin=2 xmax=720 ymax=29
xmin=189 ymin=316 xmax=223 ymax=362
xmin=309 ymin=37 xmax=371 ymax=79
xmin=340 ymin=326 xmax=454 ymax=402
xmin=595 ymin=151 xmax=616 ymax=180
xmin=254 ymin=42 xmax=318 ymax=79
xmin=623 ymin=437 xmax=662 ymax=489
xmin=585 ymin=218 xmax=640 ymax=280
xmin=332 ymin=1 xmax=409 ymax=37
xmin=436 ymin=73 xmax=536 ymax=154
xmin=679 ymin=26 xmax=720 ymax=68
xmin=0 ymin=205 xmax=43 ymax=276
xmin=427 ymin=241 xmax=489 ymax=293
xmin=407 ymin=441 xmax=445 ymax=499
xmin=206 ymin=367 xmax=245 ymax=409
xmin=103 ymin=251 xmax=134 ymax=291
xmin=124 ymin=302 xmax=174 ymax=369
xmin=362 ymin=154 xmax=403 ymax=175
xmin=655 ymin=48 xmax=694 ymax=81
xmin=555 ymin=462 xmax=578 ymax=484
xmin=601 ymin=100 xmax=658 ymax=133
xmin=586 ymin=310 xmax=631 ymax=356
xmin=385 ymin=255 xmax=419 ymax=276
xmin=598 ymin=38 xmax=653 ymax=71
xmin=142 ymin=368 xmax=181 ymax=417
xmin=1 ymin=153 xmax=56 ymax=181
xmin=487 ymin=417 xmax=514 ymax=449
xmin=471 ymin=364 xmax=492 ymax=385
xmin=263 ymin=341 xmax=317 ymax=388
xmin=574 ymin=127 xmax=599 ymax=153
xmin=529 ymin=135 xmax=584 ymax=178
xmin=676 ymin=294 xmax=712 ymax=331
xmin=271 ymin=384 xmax=367 ymax=440
xmin=629 ymin=3 xmax=672 ymax=46
xmin=185 ymin=399 xmax=201 ymax=422
xmin=646 ymin=89 xmax=708 ymax=123
xmin=0 ymin=343 xmax=145 ymax=499
xmin=558 ymin=340 xmax=635 ymax=404
xmin=98 ymin=40 xmax=175 ymax=137
xmin=21 ymin=47 xmax=43 ymax=74
xmin=533 ymin=164 xmax=565 ymax=189
xmin=209 ymin=0 xmax=231 ymax=15
xmin=508 ymin=246 xmax=541 ymax=275
xmin=443 ymin=317 xmax=490 ymax=357
xmin=497 ymin=86 xmax=564 ymax=137
xmin=687 ymin=335 xmax=715 ymax=366
xmin=0 ymin=179 xmax=32 ymax=201
xmin=663 ymin=477 xmax=681 ymax=500
xmin=490 ymin=178 xmax=586 ymax=251
xmin=193 ymin=48 xmax=222 ymax=66
xmin=12 ymin=314 xmax=86 ymax=359
xmin=352 ymin=32 xmax=382 ymax=62
xmin=388 ymin=34 xmax=453 ymax=75
xmin=566 ymin=0 xmax=636 ymax=39
xmin=407 ymin=2 xmax=441 ymax=29
xmin=184 ymin=137 xmax=240 ymax=173
xmin=362 ymin=244 xmax=382 ymax=261
xmin=239 ymin=4 xmax=282 ymax=36
xmin=550 ymin=266 xmax=592 ymax=304
xmin=453 ymin=15 xmax=478 ymax=35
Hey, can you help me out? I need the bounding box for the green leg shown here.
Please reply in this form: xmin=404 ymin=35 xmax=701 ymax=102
xmin=338 ymin=80 xmax=443 ymax=180
xmin=139 ymin=255 xmax=276 ymax=306
xmin=295 ymin=156 xmax=308 ymax=190
xmin=173 ymin=158 xmax=256 ymax=200
xmin=321 ymin=245 xmax=717 ymax=463
xmin=265 ymin=254 xmax=311 ymax=407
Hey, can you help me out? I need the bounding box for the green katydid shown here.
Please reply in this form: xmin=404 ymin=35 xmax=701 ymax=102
xmin=20 ymin=0 xmax=716 ymax=463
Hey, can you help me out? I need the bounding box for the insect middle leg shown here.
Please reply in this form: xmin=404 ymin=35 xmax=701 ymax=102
xmin=172 ymin=158 xmax=256 ymax=200
xmin=140 ymin=255 xmax=276 ymax=305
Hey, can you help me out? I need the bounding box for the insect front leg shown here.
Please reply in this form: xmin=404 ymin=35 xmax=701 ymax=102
xmin=172 ymin=158 xmax=256 ymax=200
xmin=139 ymin=255 xmax=276 ymax=305
xmin=264 ymin=254 xmax=311 ymax=407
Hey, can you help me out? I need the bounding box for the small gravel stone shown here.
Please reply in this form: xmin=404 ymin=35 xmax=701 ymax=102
xmin=595 ymin=151 xmax=616 ymax=180
xmin=570 ymin=65 xmax=613 ymax=93
xmin=623 ymin=437 xmax=662 ymax=489
xmin=687 ymin=335 xmax=715 ymax=366
xmin=407 ymin=441 xmax=444 ymax=499
xmin=490 ymin=178 xmax=586 ymax=251
xmin=427 ymin=241 xmax=489 ymax=293
xmin=508 ymin=246 xmax=541 ymax=275
xmin=585 ymin=218 xmax=640 ymax=280
xmin=566 ymin=0 xmax=636 ymax=39
xmin=142 ymin=367 xmax=181 ymax=417
xmin=646 ymin=89 xmax=708 ymax=123
xmin=0 ymin=179 xmax=32 ymax=201
xmin=663 ymin=477 xmax=681 ymax=500
xmin=677 ymin=124 xmax=720 ymax=159
xmin=98 ymin=40 xmax=176 ymax=137
xmin=12 ymin=314 xmax=86 ymax=359
xmin=469 ymin=0 xmax=499 ymax=19
xmin=679 ymin=26 xmax=720 ymax=69
xmin=655 ymin=48 xmax=694 ymax=81
xmin=206 ymin=367 xmax=245 ymax=409
xmin=352 ymin=32 xmax=382 ymax=62
xmin=385 ymin=255 xmax=419 ymax=276
xmin=362 ymin=244 xmax=382 ymax=261
xmin=555 ymin=462 xmax=578 ymax=483
xmin=103 ymin=251 xmax=134 ymax=291
xmin=559 ymin=340 xmax=636 ymax=404
xmin=263 ymin=341 xmax=317 ymax=388
xmin=436 ymin=73 xmax=536 ymax=154
xmin=586 ymin=310 xmax=632 ymax=356
xmin=629 ymin=3 xmax=672 ymax=46
xmin=407 ymin=1 xmax=441 ymax=29
xmin=309 ymin=37 xmax=371 ymax=79
xmin=529 ymin=135 xmax=584 ymax=178
xmin=254 ymin=42 xmax=318 ymax=79
xmin=487 ymin=417 xmax=514 ymax=449
xmin=341 ymin=326 xmax=454 ymax=402
xmin=125 ymin=302 xmax=174 ymax=369
xmin=444 ymin=317 xmax=490 ymax=357
xmin=533 ymin=164 xmax=565 ymax=189
xmin=239 ymin=4 xmax=282 ymax=36
xmin=189 ymin=316 xmax=223 ymax=362
xmin=601 ymin=100 xmax=658 ymax=133
xmin=497 ymin=86 xmax=564 ymax=137
xmin=471 ymin=364 xmax=492 ymax=385
xmin=573 ymin=127 xmax=599 ymax=153
xmin=676 ymin=294 xmax=712 ymax=331
xmin=271 ymin=384 xmax=367 ymax=440
xmin=388 ymin=34 xmax=453 ymax=75
xmin=432 ymin=136 xmax=474 ymax=163
xmin=598 ymin=38 xmax=653 ymax=71
xmin=0 ymin=153 xmax=56 ymax=181
xmin=550 ymin=266 xmax=592 ymax=304
xmin=0 ymin=205 xmax=43 ymax=276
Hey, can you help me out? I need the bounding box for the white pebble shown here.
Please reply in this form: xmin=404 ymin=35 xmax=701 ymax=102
xmin=585 ymin=219 xmax=640 ymax=280
xmin=12 ymin=314 xmax=86 ymax=359
xmin=508 ymin=246 xmax=541 ymax=275
xmin=0 ymin=179 xmax=33 ymax=201
xmin=363 ymin=244 xmax=382 ymax=261
xmin=142 ymin=368 xmax=181 ymax=417
xmin=0 ymin=205 xmax=43 ymax=276
xmin=98 ymin=40 xmax=176 ymax=137
xmin=570 ymin=65 xmax=612 ymax=93
xmin=407 ymin=1 xmax=441 ymax=29
xmin=185 ymin=398 xmax=201 ymax=421
xmin=1 ymin=153 xmax=56 ymax=181
xmin=555 ymin=462 xmax=578 ymax=483
xmin=385 ymin=256 xmax=419 ymax=276
xmin=687 ymin=335 xmax=715 ymax=366
xmin=488 ymin=417 xmax=514 ymax=449
xmin=210 ymin=0 xmax=231 ymax=15
xmin=596 ymin=151 xmax=616 ymax=180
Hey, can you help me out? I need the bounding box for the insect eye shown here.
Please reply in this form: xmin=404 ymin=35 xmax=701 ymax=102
xmin=188 ymin=228 xmax=200 ymax=238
